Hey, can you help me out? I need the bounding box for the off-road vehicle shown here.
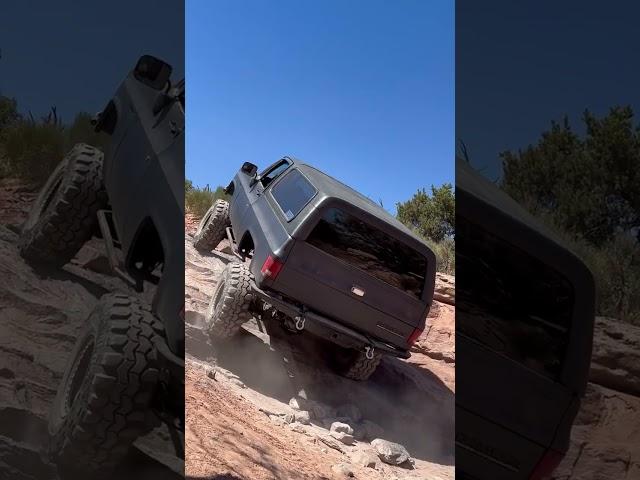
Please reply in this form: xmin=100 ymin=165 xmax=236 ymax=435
xmin=194 ymin=157 xmax=436 ymax=380
xmin=19 ymin=55 xmax=185 ymax=475
xmin=455 ymin=159 xmax=595 ymax=479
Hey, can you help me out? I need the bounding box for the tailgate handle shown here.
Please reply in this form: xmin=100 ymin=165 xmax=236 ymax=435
xmin=351 ymin=285 xmax=365 ymax=297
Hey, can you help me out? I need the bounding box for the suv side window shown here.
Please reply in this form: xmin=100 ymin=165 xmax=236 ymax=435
xmin=271 ymin=169 xmax=317 ymax=221
xmin=260 ymin=159 xmax=291 ymax=188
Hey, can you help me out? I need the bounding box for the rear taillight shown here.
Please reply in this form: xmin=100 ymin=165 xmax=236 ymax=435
xmin=407 ymin=327 xmax=424 ymax=346
xmin=261 ymin=255 xmax=284 ymax=279
xmin=530 ymin=450 xmax=564 ymax=480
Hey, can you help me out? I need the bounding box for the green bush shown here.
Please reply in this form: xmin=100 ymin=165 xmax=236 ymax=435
xmin=518 ymin=209 xmax=640 ymax=325
xmin=569 ymin=234 xmax=640 ymax=325
xmin=2 ymin=122 xmax=66 ymax=184
xmin=426 ymin=237 xmax=455 ymax=275
xmin=0 ymin=96 xmax=108 ymax=186
xmin=396 ymin=184 xmax=455 ymax=274
xmin=498 ymin=106 xmax=640 ymax=324
xmin=396 ymin=184 xmax=454 ymax=242
xmin=185 ymin=182 xmax=230 ymax=218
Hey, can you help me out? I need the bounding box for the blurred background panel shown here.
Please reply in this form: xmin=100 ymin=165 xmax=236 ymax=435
xmin=456 ymin=1 xmax=640 ymax=479
xmin=0 ymin=1 xmax=184 ymax=479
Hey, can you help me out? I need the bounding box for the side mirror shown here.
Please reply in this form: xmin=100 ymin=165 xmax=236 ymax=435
xmin=241 ymin=162 xmax=258 ymax=177
xmin=134 ymin=55 xmax=172 ymax=90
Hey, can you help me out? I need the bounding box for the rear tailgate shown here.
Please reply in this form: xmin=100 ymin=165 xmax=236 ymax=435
xmin=272 ymin=207 xmax=431 ymax=345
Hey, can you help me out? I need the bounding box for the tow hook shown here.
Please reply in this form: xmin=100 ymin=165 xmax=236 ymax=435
xmin=295 ymin=314 xmax=306 ymax=331
xmin=364 ymin=345 xmax=375 ymax=360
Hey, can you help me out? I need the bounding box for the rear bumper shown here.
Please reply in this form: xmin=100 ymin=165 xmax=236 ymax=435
xmin=251 ymin=282 xmax=411 ymax=359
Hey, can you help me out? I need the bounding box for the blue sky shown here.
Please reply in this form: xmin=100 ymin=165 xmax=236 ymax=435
xmin=186 ymin=0 xmax=454 ymax=213
xmin=456 ymin=0 xmax=640 ymax=181
xmin=0 ymin=0 xmax=183 ymax=122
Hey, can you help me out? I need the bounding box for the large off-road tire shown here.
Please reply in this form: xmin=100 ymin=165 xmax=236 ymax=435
xmin=333 ymin=348 xmax=383 ymax=381
xmin=193 ymin=199 xmax=230 ymax=252
xmin=48 ymin=294 xmax=164 ymax=476
xmin=19 ymin=143 xmax=107 ymax=267
xmin=205 ymin=262 xmax=254 ymax=339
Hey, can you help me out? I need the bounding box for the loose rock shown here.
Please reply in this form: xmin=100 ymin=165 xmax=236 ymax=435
xmin=330 ymin=431 xmax=354 ymax=445
xmin=323 ymin=416 xmax=353 ymax=429
xmin=371 ymin=438 xmax=412 ymax=466
xmin=294 ymin=410 xmax=311 ymax=425
xmin=289 ymin=396 xmax=309 ymax=411
xmin=330 ymin=422 xmax=354 ymax=435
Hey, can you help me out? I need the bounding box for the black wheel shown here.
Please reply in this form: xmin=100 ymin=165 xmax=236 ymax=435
xmin=193 ymin=199 xmax=230 ymax=252
xmin=332 ymin=347 xmax=383 ymax=381
xmin=19 ymin=143 xmax=107 ymax=267
xmin=48 ymin=294 xmax=164 ymax=476
xmin=205 ymin=262 xmax=254 ymax=339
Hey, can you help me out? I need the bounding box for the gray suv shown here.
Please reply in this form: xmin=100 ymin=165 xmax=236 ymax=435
xmin=194 ymin=157 xmax=436 ymax=380
xmin=19 ymin=55 xmax=184 ymax=476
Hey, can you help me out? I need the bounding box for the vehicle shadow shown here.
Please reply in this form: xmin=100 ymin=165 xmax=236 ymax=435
xmin=28 ymin=262 xmax=111 ymax=299
xmin=191 ymin=317 xmax=454 ymax=467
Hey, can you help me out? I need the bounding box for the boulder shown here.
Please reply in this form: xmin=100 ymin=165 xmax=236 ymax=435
xmin=371 ymin=438 xmax=411 ymax=466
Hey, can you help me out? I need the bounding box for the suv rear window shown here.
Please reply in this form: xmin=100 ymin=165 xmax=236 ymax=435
xmin=456 ymin=215 xmax=574 ymax=379
xmin=271 ymin=169 xmax=317 ymax=221
xmin=307 ymin=207 xmax=427 ymax=299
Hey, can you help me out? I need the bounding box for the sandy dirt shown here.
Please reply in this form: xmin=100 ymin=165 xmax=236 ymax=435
xmin=184 ymin=214 xmax=455 ymax=480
